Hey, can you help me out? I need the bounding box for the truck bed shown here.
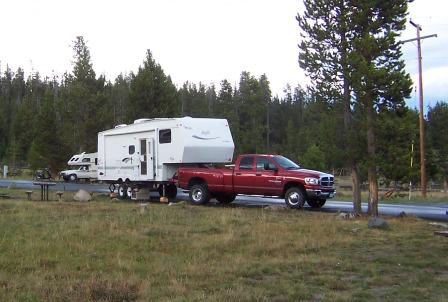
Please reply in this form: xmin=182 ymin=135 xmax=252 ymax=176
xmin=177 ymin=167 xmax=235 ymax=194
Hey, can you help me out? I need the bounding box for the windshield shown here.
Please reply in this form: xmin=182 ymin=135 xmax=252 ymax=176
xmin=273 ymin=156 xmax=301 ymax=170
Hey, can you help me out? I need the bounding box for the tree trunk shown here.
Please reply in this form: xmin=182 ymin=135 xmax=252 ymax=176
xmin=366 ymin=100 xmax=379 ymax=216
xmin=340 ymin=21 xmax=362 ymax=215
xmin=444 ymin=176 xmax=448 ymax=196
xmin=351 ymin=163 xmax=362 ymax=215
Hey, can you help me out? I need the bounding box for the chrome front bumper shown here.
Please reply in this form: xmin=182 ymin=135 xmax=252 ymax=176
xmin=306 ymin=189 xmax=336 ymax=199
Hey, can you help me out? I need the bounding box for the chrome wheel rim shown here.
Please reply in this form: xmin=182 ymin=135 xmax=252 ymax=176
xmin=192 ymin=188 xmax=203 ymax=202
xmin=288 ymin=192 xmax=300 ymax=205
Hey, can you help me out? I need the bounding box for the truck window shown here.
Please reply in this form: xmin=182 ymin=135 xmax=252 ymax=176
xmin=159 ymin=129 xmax=171 ymax=144
xmin=239 ymin=156 xmax=254 ymax=170
xmin=129 ymin=145 xmax=135 ymax=155
xmin=256 ymin=157 xmax=276 ymax=171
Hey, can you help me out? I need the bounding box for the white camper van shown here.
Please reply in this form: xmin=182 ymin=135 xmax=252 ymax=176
xmin=59 ymin=152 xmax=98 ymax=182
xmin=97 ymin=117 xmax=234 ymax=199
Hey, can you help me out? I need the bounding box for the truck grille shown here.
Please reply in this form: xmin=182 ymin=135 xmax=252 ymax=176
xmin=320 ymin=176 xmax=334 ymax=187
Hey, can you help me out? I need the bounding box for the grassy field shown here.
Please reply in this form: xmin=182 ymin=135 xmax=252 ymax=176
xmin=0 ymin=195 xmax=447 ymax=302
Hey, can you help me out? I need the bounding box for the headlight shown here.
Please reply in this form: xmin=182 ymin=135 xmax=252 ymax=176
xmin=305 ymin=177 xmax=319 ymax=185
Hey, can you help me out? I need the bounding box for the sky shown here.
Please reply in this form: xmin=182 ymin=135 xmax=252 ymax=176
xmin=0 ymin=0 xmax=446 ymax=110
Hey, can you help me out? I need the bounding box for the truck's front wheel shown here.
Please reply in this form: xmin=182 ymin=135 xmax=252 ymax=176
xmin=284 ymin=187 xmax=306 ymax=209
xmin=307 ymin=198 xmax=326 ymax=208
xmin=216 ymin=193 xmax=236 ymax=204
xmin=189 ymin=183 xmax=210 ymax=205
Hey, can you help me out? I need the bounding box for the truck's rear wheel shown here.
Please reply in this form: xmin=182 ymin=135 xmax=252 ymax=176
xmin=189 ymin=183 xmax=210 ymax=205
xmin=216 ymin=193 xmax=236 ymax=204
xmin=285 ymin=187 xmax=306 ymax=209
xmin=118 ymin=184 xmax=127 ymax=199
xmin=307 ymin=198 xmax=326 ymax=208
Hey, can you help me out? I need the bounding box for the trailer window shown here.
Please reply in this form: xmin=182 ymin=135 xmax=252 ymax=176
xmin=159 ymin=129 xmax=171 ymax=144
xmin=239 ymin=156 xmax=254 ymax=170
xmin=129 ymin=145 xmax=135 ymax=155
xmin=82 ymin=158 xmax=90 ymax=162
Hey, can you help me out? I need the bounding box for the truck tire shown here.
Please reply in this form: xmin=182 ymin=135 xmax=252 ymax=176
xmin=69 ymin=174 xmax=77 ymax=182
xmin=284 ymin=187 xmax=306 ymax=209
xmin=189 ymin=183 xmax=210 ymax=205
xmin=307 ymin=198 xmax=326 ymax=208
xmin=216 ymin=193 xmax=236 ymax=204
xmin=158 ymin=184 xmax=178 ymax=200
xmin=118 ymin=184 xmax=127 ymax=199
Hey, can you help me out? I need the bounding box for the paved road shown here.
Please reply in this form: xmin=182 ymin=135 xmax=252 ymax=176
xmin=1 ymin=179 xmax=447 ymax=221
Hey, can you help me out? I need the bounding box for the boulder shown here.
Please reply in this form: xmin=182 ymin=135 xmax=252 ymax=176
xmin=73 ymin=189 xmax=92 ymax=202
xmin=368 ymin=217 xmax=390 ymax=229
xmin=168 ymin=200 xmax=187 ymax=207
xmin=336 ymin=212 xmax=356 ymax=220
xmin=264 ymin=205 xmax=287 ymax=211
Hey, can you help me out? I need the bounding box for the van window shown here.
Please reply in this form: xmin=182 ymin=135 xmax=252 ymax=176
xmin=159 ymin=129 xmax=171 ymax=144
xmin=239 ymin=156 xmax=254 ymax=170
xmin=129 ymin=145 xmax=135 ymax=155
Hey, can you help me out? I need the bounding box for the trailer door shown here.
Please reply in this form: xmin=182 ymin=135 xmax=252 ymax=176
xmin=139 ymin=137 xmax=155 ymax=180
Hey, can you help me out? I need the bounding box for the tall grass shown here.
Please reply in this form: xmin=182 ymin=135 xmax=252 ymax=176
xmin=0 ymin=200 xmax=447 ymax=301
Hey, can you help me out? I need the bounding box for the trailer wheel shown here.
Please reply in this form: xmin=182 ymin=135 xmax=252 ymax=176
xmin=216 ymin=193 xmax=236 ymax=204
xmin=118 ymin=184 xmax=127 ymax=199
xmin=126 ymin=186 xmax=133 ymax=199
xmin=307 ymin=198 xmax=326 ymax=208
xmin=189 ymin=183 xmax=210 ymax=205
xmin=284 ymin=187 xmax=306 ymax=209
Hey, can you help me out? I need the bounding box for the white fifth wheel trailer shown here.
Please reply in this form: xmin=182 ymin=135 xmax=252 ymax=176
xmin=97 ymin=117 xmax=234 ymax=199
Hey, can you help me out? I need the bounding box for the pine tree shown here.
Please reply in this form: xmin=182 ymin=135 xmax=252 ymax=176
xmin=128 ymin=50 xmax=179 ymax=120
xmin=297 ymin=0 xmax=363 ymax=214
xmin=427 ymin=102 xmax=448 ymax=193
xmin=349 ymin=0 xmax=412 ymax=215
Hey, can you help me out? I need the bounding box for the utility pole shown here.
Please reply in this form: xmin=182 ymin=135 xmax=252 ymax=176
xmin=401 ymin=20 xmax=437 ymax=199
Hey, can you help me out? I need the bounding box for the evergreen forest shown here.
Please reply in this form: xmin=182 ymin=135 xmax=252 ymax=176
xmin=0 ymin=1 xmax=447 ymax=204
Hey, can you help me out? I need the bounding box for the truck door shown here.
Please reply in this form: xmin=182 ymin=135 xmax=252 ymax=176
xmin=233 ymin=156 xmax=256 ymax=194
xmin=253 ymin=156 xmax=282 ymax=196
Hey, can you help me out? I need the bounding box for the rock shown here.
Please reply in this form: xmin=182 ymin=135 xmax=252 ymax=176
xmin=73 ymin=189 xmax=92 ymax=202
xmin=139 ymin=203 xmax=148 ymax=215
xmin=397 ymin=211 xmax=407 ymax=218
xmin=429 ymin=222 xmax=448 ymax=229
xmin=336 ymin=212 xmax=356 ymax=220
xmin=368 ymin=217 xmax=390 ymax=229
xmin=110 ymin=192 xmax=118 ymax=199
xmin=168 ymin=200 xmax=187 ymax=207
xmin=264 ymin=205 xmax=287 ymax=211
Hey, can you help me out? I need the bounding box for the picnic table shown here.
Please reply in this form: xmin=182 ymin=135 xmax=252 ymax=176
xmin=32 ymin=181 xmax=56 ymax=201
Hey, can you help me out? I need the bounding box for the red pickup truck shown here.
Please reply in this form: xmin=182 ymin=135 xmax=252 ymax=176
xmin=177 ymin=154 xmax=335 ymax=208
